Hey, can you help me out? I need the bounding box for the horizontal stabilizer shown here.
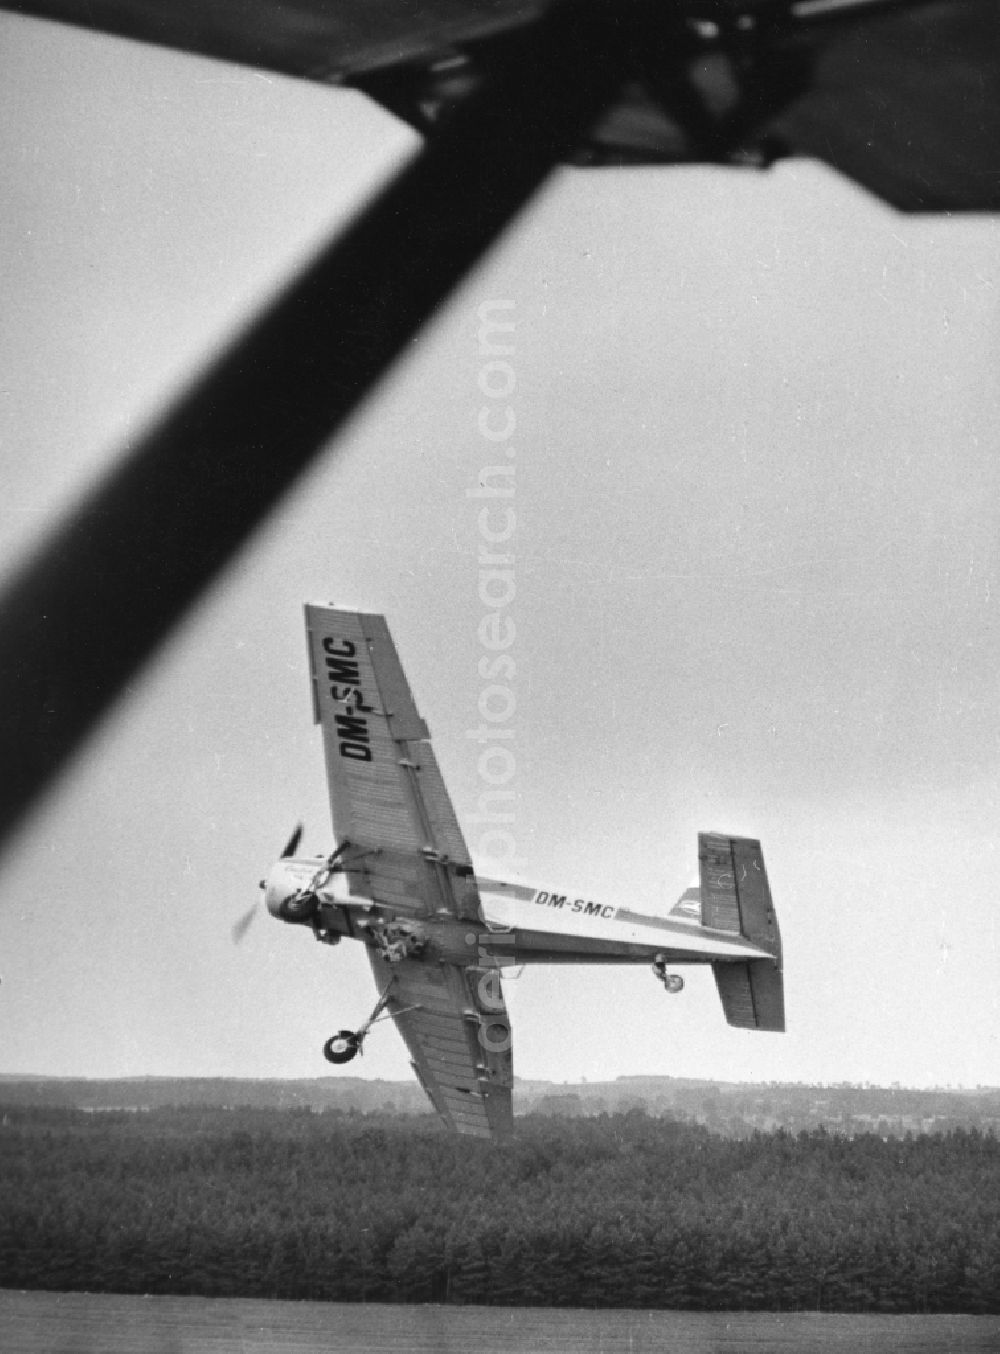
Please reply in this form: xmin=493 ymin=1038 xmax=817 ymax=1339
xmin=714 ymin=959 xmax=784 ymax=1032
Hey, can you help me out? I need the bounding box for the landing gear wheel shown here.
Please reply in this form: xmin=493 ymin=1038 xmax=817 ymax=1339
xmin=323 ymin=1030 xmax=360 ymax=1064
xmin=663 ymin=974 xmax=684 ymax=994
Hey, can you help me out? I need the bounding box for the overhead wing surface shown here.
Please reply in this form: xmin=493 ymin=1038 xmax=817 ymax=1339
xmin=306 ymin=605 xmax=480 ymax=921
xmin=5 ymin=0 xmax=997 ymax=210
xmin=576 ymin=0 xmax=1000 ymax=212
xmin=0 ymin=0 xmax=540 ymax=83
xmin=762 ymin=0 xmax=1000 ymax=213
xmin=367 ymin=950 xmax=513 ymax=1138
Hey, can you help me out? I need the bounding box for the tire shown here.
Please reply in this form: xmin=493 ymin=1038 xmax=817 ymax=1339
xmin=664 ymin=974 xmax=685 ymax=994
xmin=323 ymin=1030 xmax=360 ymax=1065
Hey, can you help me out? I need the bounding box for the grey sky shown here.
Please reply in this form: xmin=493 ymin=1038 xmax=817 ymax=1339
xmin=1 ymin=14 xmax=998 ymax=1090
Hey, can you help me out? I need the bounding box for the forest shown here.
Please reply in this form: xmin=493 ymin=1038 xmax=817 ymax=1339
xmin=0 ymin=1104 xmax=997 ymax=1313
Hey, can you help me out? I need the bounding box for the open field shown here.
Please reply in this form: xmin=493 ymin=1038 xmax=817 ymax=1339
xmin=3 ymin=1292 xmax=1000 ymax=1354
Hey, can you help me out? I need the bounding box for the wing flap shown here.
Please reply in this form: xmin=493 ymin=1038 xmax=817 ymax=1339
xmin=405 ymin=741 xmax=472 ymax=864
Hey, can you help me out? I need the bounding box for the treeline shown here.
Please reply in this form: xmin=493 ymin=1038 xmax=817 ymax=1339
xmin=0 ymin=1105 xmax=997 ymax=1312
xmin=0 ymin=1077 xmax=428 ymax=1116
xmin=3 ymin=1077 xmax=998 ymax=1137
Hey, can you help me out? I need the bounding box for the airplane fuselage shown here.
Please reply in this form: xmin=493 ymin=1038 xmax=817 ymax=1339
xmin=265 ymin=855 xmax=773 ymax=971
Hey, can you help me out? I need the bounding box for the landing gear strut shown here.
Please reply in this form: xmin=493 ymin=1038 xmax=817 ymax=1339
xmin=652 ymin=953 xmax=684 ymax=994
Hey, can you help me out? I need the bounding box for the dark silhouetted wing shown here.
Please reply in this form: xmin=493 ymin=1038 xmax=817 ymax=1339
xmin=0 ymin=0 xmax=541 ymax=82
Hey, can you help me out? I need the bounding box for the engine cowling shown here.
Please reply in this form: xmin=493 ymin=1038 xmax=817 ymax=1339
xmin=263 ymin=858 xmax=325 ymax=923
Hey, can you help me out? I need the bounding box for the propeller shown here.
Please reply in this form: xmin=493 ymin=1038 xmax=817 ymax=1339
xmin=232 ymin=824 xmax=304 ymax=944
xmin=231 ymin=905 xmax=259 ymax=946
xmin=280 ymin=824 xmax=303 ymax=859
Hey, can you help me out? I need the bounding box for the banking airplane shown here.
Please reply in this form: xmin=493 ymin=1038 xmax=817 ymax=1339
xmin=256 ymin=606 xmax=783 ymax=1138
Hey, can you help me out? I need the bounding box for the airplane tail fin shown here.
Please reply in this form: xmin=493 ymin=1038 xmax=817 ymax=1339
xmin=698 ymin=832 xmax=784 ymax=1032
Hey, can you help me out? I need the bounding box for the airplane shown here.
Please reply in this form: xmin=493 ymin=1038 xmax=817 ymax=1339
xmin=0 ymin=0 xmax=997 ymax=856
xmin=255 ymin=605 xmax=783 ymax=1138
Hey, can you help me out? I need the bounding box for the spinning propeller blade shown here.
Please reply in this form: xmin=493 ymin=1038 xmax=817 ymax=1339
xmin=280 ymin=824 xmax=304 ymax=859
xmin=231 ymin=906 xmax=259 ymax=945
xmin=232 ymin=823 xmax=305 ymax=942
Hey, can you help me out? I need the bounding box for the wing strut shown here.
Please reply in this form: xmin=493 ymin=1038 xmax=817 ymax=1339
xmin=358 ymin=975 xmax=423 ymax=1044
xmin=0 ymin=0 xmax=630 ymax=854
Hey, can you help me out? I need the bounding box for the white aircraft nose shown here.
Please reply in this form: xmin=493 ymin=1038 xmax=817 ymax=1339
xmin=263 ymin=859 xmax=313 ymax=918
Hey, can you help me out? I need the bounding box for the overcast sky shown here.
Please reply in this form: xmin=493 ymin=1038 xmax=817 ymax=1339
xmin=1 ymin=13 xmax=998 ymax=1092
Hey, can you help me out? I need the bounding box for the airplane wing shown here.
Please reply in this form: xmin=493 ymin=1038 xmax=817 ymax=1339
xmin=0 ymin=0 xmax=540 ymax=84
xmin=305 ymin=604 xmax=480 ymax=921
xmin=305 ymin=605 xmax=512 ymax=1136
xmin=756 ymin=0 xmax=1000 ymax=214
xmin=4 ymin=0 xmax=997 ymax=211
xmin=576 ymin=0 xmax=1000 ymax=213
xmin=368 ymin=949 xmax=513 ymax=1138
